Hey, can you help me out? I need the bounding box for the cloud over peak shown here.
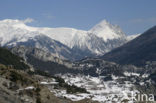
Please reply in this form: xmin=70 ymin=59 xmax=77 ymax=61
xmin=23 ymin=18 xmax=34 ymax=23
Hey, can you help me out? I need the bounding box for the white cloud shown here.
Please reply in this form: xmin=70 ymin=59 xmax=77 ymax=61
xmin=23 ymin=18 xmax=34 ymax=23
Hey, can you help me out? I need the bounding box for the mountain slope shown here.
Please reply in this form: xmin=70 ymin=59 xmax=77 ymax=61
xmin=11 ymin=46 xmax=81 ymax=75
xmin=0 ymin=47 xmax=28 ymax=69
xmin=102 ymin=26 xmax=156 ymax=66
xmin=11 ymin=35 xmax=75 ymax=60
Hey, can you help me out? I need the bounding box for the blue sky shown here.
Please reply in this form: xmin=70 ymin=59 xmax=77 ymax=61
xmin=0 ymin=0 xmax=156 ymax=35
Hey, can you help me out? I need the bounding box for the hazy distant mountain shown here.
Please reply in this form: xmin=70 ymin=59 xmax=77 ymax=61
xmin=102 ymin=26 xmax=156 ymax=66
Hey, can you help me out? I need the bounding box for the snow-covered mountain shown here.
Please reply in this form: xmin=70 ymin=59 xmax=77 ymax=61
xmin=32 ymin=20 xmax=128 ymax=54
xmin=0 ymin=19 xmax=137 ymax=60
xmin=0 ymin=19 xmax=38 ymax=46
xmin=89 ymin=20 xmax=126 ymax=41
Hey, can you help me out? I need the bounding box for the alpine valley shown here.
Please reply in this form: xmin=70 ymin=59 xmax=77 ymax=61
xmin=0 ymin=19 xmax=156 ymax=103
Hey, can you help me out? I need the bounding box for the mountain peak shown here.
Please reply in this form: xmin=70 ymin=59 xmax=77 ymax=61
xmin=95 ymin=19 xmax=110 ymax=27
xmin=89 ymin=20 xmax=126 ymax=41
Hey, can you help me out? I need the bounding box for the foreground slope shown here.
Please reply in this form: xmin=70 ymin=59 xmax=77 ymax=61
xmin=102 ymin=26 xmax=156 ymax=66
xmin=0 ymin=47 xmax=98 ymax=103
